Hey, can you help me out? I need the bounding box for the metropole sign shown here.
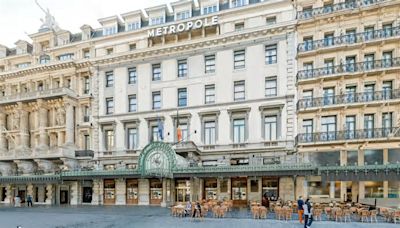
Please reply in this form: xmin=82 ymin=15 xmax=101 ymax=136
xmin=148 ymin=16 xmax=218 ymax=38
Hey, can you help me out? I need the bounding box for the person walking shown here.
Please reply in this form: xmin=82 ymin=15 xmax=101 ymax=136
xmin=192 ymin=201 xmax=202 ymax=218
xmin=303 ymin=198 xmax=311 ymax=228
xmin=307 ymin=199 xmax=313 ymax=227
xmin=27 ymin=195 xmax=33 ymax=207
xmin=297 ymin=196 xmax=304 ymax=224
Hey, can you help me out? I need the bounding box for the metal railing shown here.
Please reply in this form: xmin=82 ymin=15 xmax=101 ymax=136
xmin=297 ymin=58 xmax=400 ymax=81
xmin=75 ymin=150 xmax=94 ymax=157
xmin=298 ymin=27 xmax=400 ymax=52
xmin=297 ymin=0 xmax=387 ymax=20
xmin=296 ymin=128 xmax=400 ymax=144
xmin=0 ymin=87 xmax=76 ymax=104
xmin=297 ymin=89 xmax=400 ymax=110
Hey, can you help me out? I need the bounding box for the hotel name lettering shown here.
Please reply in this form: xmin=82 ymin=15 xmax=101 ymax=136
xmin=148 ymin=16 xmax=218 ymax=38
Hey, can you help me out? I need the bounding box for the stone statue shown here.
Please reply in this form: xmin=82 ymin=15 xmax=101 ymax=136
xmin=13 ymin=111 xmax=20 ymax=130
xmin=35 ymin=0 xmax=60 ymax=32
xmin=55 ymin=108 xmax=65 ymax=126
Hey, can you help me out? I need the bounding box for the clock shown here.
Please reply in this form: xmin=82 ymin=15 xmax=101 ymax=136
xmin=148 ymin=151 xmax=165 ymax=169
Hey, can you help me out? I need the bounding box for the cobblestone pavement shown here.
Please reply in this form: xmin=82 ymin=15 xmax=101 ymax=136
xmin=0 ymin=205 xmax=398 ymax=228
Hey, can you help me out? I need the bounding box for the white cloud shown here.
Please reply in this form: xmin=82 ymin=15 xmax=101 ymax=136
xmin=0 ymin=0 xmax=173 ymax=47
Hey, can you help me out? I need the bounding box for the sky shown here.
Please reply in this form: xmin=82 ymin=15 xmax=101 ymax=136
xmin=0 ymin=0 xmax=173 ymax=47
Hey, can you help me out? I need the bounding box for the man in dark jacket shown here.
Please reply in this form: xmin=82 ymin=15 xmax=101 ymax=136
xmin=297 ymin=196 xmax=304 ymax=224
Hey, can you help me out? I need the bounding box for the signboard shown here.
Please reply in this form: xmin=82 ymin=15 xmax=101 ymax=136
xmin=148 ymin=16 xmax=218 ymax=38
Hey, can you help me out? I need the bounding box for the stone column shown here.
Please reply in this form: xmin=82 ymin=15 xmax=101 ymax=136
xmin=0 ymin=111 xmax=7 ymax=153
xmin=18 ymin=102 xmax=29 ymax=149
xmin=358 ymin=149 xmax=365 ymax=201
xmin=45 ymin=184 xmax=53 ymax=205
xmin=4 ymin=184 xmax=13 ymax=204
xmin=37 ymin=99 xmax=48 ymax=150
xmin=91 ymin=179 xmax=102 ymax=205
xmin=70 ymin=181 xmax=79 ymax=205
xmin=383 ymin=149 xmax=389 ymax=198
xmin=65 ymin=102 xmax=75 ymax=146
xmin=115 ymin=178 xmax=126 ymax=205
xmin=329 ymin=181 xmax=335 ymax=199
xmin=161 ymin=178 xmax=167 ymax=207
xmin=27 ymin=183 xmax=34 ymax=198
xmin=138 ymin=179 xmax=150 ymax=205
xmin=199 ymin=179 xmax=204 ymax=201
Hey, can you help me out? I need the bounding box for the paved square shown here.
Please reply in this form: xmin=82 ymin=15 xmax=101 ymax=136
xmin=0 ymin=206 xmax=398 ymax=228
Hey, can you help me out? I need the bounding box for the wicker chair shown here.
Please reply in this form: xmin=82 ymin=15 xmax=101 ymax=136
xmin=259 ymin=206 xmax=268 ymax=219
xmin=361 ymin=210 xmax=370 ymax=223
xmin=251 ymin=206 xmax=260 ymax=219
xmin=313 ymin=208 xmax=323 ymax=221
xmin=369 ymin=210 xmax=378 ymax=223
xmin=335 ymin=209 xmax=344 ymax=222
xmin=343 ymin=209 xmax=352 ymax=222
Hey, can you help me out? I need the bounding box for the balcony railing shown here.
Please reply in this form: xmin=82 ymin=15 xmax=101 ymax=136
xmin=99 ymin=150 xmax=138 ymax=157
xmin=0 ymin=87 xmax=76 ymax=104
xmin=297 ymin=89 xmax=400 ymax=110
xmin=75 ymin=150 xmax=94 ymax=157
xmin=296 ymin=128 xmax=400 ymax=144
xmin=298 ymin=27 xmax=400 ymax=53
xmin=297 ymin=0 xmax=387 ymax=20
xmin=297 ymin=58 xmax=400 ymax=81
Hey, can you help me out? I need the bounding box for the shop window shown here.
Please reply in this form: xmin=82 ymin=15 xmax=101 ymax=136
xmin=204 ymin=179 xmax=218 ymax=200
xmin=308 ymin=181 xmax=329 ymax=198
xmin=365 ymin=181 xmax=384 ymax=198
xmin=231 ymin=178 xmax=247 ymax=200
xmin=250 ymin=179 xmax=259 ymax=192
xmin=104 ymin=180 xmax=115 ymax=203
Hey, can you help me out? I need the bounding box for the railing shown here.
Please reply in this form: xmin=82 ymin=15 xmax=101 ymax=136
xmin=198 ymin=140 xmax=293 ymax=151
xmin=297 ymin=89 xmax=400 ymax=110
xmin=296 ymin=128 xmax=400 ymax=144
xmin=298 ymin=27 xmax=400 ymax=52
xmin=297 ymin=58 xmax=400 ymax=81
xmin=297 ymin=0 xmax=387 ymax=20
xmin=0 ymin=87 xmax=76 ymax=104
xmin=75 ymin=150 xmax=94 ymax=157
xmin=99 ymin=150 xmax=138 ymax=157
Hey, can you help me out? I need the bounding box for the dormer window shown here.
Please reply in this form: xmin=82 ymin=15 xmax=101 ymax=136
xmin=58 ymin=53 xmax=74 ymax=61
xmin=39 ymin=55 xmax=50 ymax=64
xmin=150 ymin=16 xmax=164 ymax=26
xmin=103 ymin=26 xmax=117 ymax=36
xmin=203 ymin=5 xmax=218 ymax=15
xmin=176 ymin=11 xmax=190 ymax=21
xmin=127 ymin=21 xmax=141 ymax=31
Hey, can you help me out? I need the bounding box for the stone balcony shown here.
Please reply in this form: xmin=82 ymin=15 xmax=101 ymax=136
xmin=0 ymin=146 xmax=76 ymax=161
xmin=0 ymin=87 xmax=77 ymax=104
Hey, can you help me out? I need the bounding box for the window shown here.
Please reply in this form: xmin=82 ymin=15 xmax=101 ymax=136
xmin=234 ymin=50 xmax=245 ymax=69
xmin=105 ymin=71 xmax=114 ymax=87
xmin=324 ymin=59 xmax=334 ymax=74
xmin=177 ymin=59 xmax=188 ymax=78
xmin=83 ymin=106 xmax=90 ymax=122
xmin=234 ymin=81 xmax=245 ymax=101
xmin=129 ymin=43 xmax=136 ymax=51
xmin=150 ymin=16 xmax=164 ymax=25
xmin=382 ymin=112 xmax=392 ymax=136
xmin=383 ymin=81 xmax=392 ymax=99
xmin=106 ymin=48 xmax=113 ymax=55
xmin=177 ymin=88 xmax=187 ymax=107
xmin=58 ymin=53 xmax=74 ymax=61
xmin=265 ymin=44 xmax=277 ymax=64
xmin=103 ymin=26 xmax=116 ymax=36
xmin=345 ymin=56 xmax=356 ymax=72
xmin=177 ymin=123 xmax=188 ymax=142
xmin=127 ymin=128 xmax=138 ymax=150
xmin=345 ymin=116 xmax=356 ymax=139
xmin=364 ymin=26 xmax=375 ymax=41
xmin=105 ymin=98 xmax=114 ymax=114
xmin=364 ymin=114 xmax=375 ymax=138
xmin=152 ymin=64 xmax=161 ymax=81
xmin=234 ymin=22 xmax=244 ymax=31
xmin=266 ymin=16 xmax=276 ymax=25
xmin=205 ymin=55 xmax=216 ymax=73
xmin=104 ymin=130 xmax=114 ymax=151
xmin=152 ymin=91 xmax=161 ymax=110
xmin=152 ymin=126 xmax=160 ymax=142
xmin=205 ymin=84 xmax=215 ymax=104
xmin=233 ymin=119 xmax=245 ymax=143
xmin=321 ymin=116 xmax=336 ymax=141
xmin=176 ymin=11 xmax=190 ymax=20
xmin=16 ymin=62 xmax=30 ymax=68
xmin=303 ymin=36 xmax=313 ymax=51
xmin=364 ymin=54 xmax=374 ymax=70
xmin=265 ymin=77 xmax=277 ymax=97
xmin=383 ymin=23 xmax=393 ymax=37
xmin=364 ymin=84 xmax=375 ymax=101
xmin=127 ymin=21 xmax=140 ymax=31
xmin=128 ymin=95 xmax=137 ymax=112
xmin=264 ymin=116 xmax=277 ymax=141
xmin=323 ymin=87 xmax=335 ymax=105
xmin=39 ymin=55 xmax=50 ymax=64
xmin=203 ymin=5 xmax=218 ymax=15
xmin=231 ymin=0 xmax=246 ymax=8
xmin=204 ymin=121 xmax=216 ymax=145
xmin=345 ymin=86 xmax=356 ymax=102
xmin=302 ymin=119 xmax=313 ymax=142
xmin=84 ymin=134 xmax=90 ymax=150
xmin=83 ymin=77 xmax=90 ymax=94
xmin=382 ymin=51 xmax=393 ymax=68
xmin=128 ymin=67 xmax=137 ymax=84
xmin=324 ymin=33 xmax=334 ymax=47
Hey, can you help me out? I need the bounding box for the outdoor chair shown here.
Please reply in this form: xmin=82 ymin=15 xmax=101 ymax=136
xmin=394 ymin=210 xmax=400 ymax=224
xmin=259 ymin=206 xmax=268 ymax=219
xmin=313 ymin=208 xmax=323 ymax=221
xmin=343 ymin=209 xmax=352 ymax=222
xmin=361 ymin=210 xmax=370 ymax=223
xmin=369 ymin=209 xmax=378 ymax=223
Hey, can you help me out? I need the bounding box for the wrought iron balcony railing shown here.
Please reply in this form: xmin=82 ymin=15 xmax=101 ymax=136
xmin=297 ymin=0 xmax=387 ymax=20
xmin=298 ymin=27 xmax=400 ymax=53
xmin=297 ymin=58 xmax=400 ymax=81
xmin=0 ymin=87 xmax=76 ymax=104
xmin=297 ymin=89 xmax=400 ymax=110
xmin=296 ymin=128 xmax=400 ymax=144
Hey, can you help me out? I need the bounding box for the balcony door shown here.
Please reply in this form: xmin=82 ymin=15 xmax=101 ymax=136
xmin=364 ymin=114 xmax=375 ymax=138
xmin=323 ymin=87 xmax=335 ymax=105
xmin=345 ymin=116 xmax=356 ymax=139
xmin=382 ymin=112 xmax=392 ymax=137
xmin=382 ymin=81 xmax=392 ymax=99
xmin=345 ymin=86 xmax=357 ymax=103
xmin=382 ymin=51 xmax=393 ymax=68
xmin=346 ymin=56 xmax=356 ymax=72
xmin=364 ymin=84 xmax=375 ymax=102
xmin=302 ymin=119 xmax=313 ymax=142
xmin=321 ymin=116 xmax=336 ymax=141
xmin=364 ymin=54 xmax=375 ymax=71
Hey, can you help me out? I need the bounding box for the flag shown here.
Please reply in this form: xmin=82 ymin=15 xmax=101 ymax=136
xmin=176 ymin=108 xmax=182 ymax=142
xmin=157 ymin=117 xmax=164 ymax=141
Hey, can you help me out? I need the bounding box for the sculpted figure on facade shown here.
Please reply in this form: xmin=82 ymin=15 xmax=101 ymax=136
xmin=13 ymin=111 xmax=20 ymax=130
xmin=55 ymin=107 xmax=65 ymax=126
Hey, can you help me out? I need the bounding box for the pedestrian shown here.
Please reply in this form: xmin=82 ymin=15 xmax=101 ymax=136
xmin=185 ymin=201 xmax=192 ymax=216
xmin=192 ymin=201 xmax=201 ymax=218
xmin=297 ymin=196 xmax=304 ymax=224
xmin=302 ymin=198 xmax=311 ymax=228
xmin=306 ymin=199 xmax=313 ymax=227
xmin=27 ymin=195 xmax=33 ymax=207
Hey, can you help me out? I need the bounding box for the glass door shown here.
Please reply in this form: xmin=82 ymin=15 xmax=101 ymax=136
xmin=175 ymin=179 xmax=190 ymax=203
xmin=382 ymin=112 xmax=392 ymax=137
xmin=150 ymin=179 xmax=162 ymax=205
xmin=364 ymin=54 xmax=375 ymax=71
xmin=321 ymin=116 xmax=336 ymax=141
xmin=231 ymin=178 xmax=247 ymax=207
xmin=346 ymin=56 xmax=356 ymax=72
xmin=323 ymin=87 xmax=335 ymax=105
xmin=103 ymin=179 xmax=115 ymax=204
xmin=364 ymin=114 xmax=375 ymax=138
xmin=204 ymin=179 xmax=217 ymax=200
xmin=345 ymin=86 xmax=357 ymax=103
xmin=345 ymin=116 xmax=356 ymax=139
xmin=126 ymin=179 xmax=138 ymax=204
xmin=364 ymin=84 xmax=375 ymax=102
xmin=382 ymin=81 xmax=392 ymax=99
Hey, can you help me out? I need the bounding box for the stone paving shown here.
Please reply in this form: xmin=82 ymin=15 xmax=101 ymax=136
xmin=0 ymin=205 xmax=398 ymax=228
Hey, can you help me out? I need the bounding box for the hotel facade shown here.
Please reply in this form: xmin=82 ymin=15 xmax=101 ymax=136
xmin=0 ymin=0 xmax=398 ymax=207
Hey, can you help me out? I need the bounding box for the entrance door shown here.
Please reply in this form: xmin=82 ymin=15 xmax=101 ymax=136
xmin=231 ymin=177 xmax=247 ymax=207
xmin=104 ymin=179 xmax=116 ymax=205
xmin=83 ymin=187 xmax=92 ymax=203
xmin=204 ymin=179 xmax=218 ymax=200
xmin=18 ymin=190 xmax=26 ymax=203
xmin=149 ymin=179 xmax=162 ymax=205
xmin=126 ymin=179 xmax=138 ymax=205
xmin=175 ymin=179 xmax=190 ymax=203
xmin=60 ymin=190 xmax=69 ymax=204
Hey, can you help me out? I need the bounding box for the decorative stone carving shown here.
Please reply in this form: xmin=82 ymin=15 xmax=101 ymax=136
xmin=55 ymin=107 xmax=65 ymax=126
xmin=13 ymin=111 xmax=20 ymax=130
xmin=60 ymin=158 xmax=79 ymax=171
xmin=0 ymin=162 xmax=13 ymax=176
xmin=14 ymin=160 xmax=36 ymax=174
xmin=45 ymin=184 xmax=53 ymax=204
xmin=34 ymin=159 xmax=57 ymax=173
